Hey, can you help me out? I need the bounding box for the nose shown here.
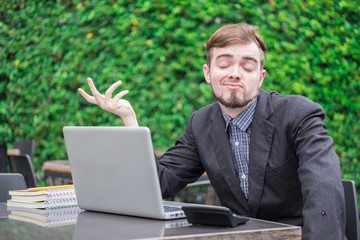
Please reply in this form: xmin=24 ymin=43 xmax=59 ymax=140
xmin=229 ymin=65 xmax=241 ymax=80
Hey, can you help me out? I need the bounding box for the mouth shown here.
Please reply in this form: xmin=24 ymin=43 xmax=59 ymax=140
xmin=223 ymin=82 xmax=243 ymax=90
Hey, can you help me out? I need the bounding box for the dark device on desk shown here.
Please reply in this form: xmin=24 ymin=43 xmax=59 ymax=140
xmin=182 ymin=205 xmax=249 ymax=227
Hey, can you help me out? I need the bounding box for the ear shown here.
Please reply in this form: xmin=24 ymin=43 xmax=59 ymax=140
xmin=203 ymin=64 xmax=211 ymax=84
xmin=259 ymin=69 xmax=266 ymax=87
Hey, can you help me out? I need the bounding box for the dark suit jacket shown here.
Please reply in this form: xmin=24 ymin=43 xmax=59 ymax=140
xmin=157 ymin=89 xmax=346 ymax=239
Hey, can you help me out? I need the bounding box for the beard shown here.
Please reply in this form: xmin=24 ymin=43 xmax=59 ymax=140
xmin=212 ymin=88 xmax=259 ymax=109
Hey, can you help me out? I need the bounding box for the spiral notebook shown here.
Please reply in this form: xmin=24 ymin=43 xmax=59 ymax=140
xmin=8 ymin=199 xmax=82 ymax=228
xmin=7 ymin=198 xmax=78 ymax=209
xmin=9 ymin=185 xmax=75 ymax=196
xmin=7 ymin=185 xmax=77 ymax=209
xmin=63 ymin=126 xmax=185 ymax=220
xmin=10 ymin=186 xmax=76 ymax=202
xmin=7 ymin=205 xmax=83 ymax=216
xmin=9 ymin=207 xmax=82 ymax=221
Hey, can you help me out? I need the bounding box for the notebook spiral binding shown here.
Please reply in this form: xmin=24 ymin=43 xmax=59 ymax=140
xmin=43 ymin=198 xmax=78 ymax=208
xmin=46 ymin=187 xmax=76 ymax=199
xmin=46 ymin=207 xmax=83 ymax=216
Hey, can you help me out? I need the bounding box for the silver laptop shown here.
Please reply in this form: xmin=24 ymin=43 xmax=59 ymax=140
xmin=63 ymin=126 xmax=185 ymax=220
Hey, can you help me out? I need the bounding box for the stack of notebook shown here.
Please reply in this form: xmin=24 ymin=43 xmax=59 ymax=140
xmin=7 ymin=185 xmax=83 ymax=227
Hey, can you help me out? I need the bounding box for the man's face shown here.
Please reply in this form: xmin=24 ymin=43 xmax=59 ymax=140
xmin=203 ymin=43 xmax=266 ymax=113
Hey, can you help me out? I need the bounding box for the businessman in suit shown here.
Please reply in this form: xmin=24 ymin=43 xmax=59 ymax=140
xmin=79 ymin=23 xmax=346 ymax=239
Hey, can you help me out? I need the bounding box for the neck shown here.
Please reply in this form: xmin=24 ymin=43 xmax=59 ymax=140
xmin=219 ymin=99 xmax=255 ymax=118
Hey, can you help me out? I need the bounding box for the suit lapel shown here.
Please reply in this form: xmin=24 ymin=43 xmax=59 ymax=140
xmin=248 ymin=89 xmax=275 ymax=217
xmin=209 ymin=104 xmax=250 ymax=213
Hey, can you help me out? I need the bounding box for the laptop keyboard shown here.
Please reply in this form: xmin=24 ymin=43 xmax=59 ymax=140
xmin=164 ymin=205 xmax=182 ymax=213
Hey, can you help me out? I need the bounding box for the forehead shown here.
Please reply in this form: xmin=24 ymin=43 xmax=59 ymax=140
xmin=211 ymin=42 xmax=262 ymax=62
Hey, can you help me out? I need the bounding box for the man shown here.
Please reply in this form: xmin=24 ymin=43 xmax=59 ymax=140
xmin=78 ymin=23 xmax=346 ymax=239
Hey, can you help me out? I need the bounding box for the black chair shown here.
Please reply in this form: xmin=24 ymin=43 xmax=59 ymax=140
xmin=342 ymin=179 xmax=360 ymax=240
xmin=8 ymin=154 xmax=37 ymax=188
xmin=13 ymin=139 xmax=36 ymax=161
xmin=0 ymin=144 xmax=8 ymax=173
xmin=0 ymin=173 xmax=27 ymax=202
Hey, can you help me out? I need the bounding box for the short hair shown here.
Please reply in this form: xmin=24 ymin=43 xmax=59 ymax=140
xmin=205 ymin=23 xmax=268 ymax=69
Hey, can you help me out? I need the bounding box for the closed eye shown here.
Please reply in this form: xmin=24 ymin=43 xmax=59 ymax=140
xmin=217 ymin=62 xmax=230 ymax=69
xmin=243 ymin=60 xmax=257 ymax=71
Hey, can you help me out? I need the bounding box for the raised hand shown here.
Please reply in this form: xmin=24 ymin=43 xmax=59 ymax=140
xmin=78 ymin=77 xmax=139 ymax=127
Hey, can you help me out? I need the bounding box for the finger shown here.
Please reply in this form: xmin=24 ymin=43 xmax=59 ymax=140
xmin=78 ymin=88 xmax=98 ymax=105
xmin=105 ymin=80 xmax=123 ymax=103
xmin=113 ymin=90 xmax=130 ymax=103
xmin=87 ymin=78 xmax=104 ymax=104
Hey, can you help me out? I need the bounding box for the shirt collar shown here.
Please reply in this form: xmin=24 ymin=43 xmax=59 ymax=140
xmin=221 ymin=98 xmax=258 ymax=132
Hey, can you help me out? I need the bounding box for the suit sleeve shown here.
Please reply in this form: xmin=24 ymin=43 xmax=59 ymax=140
xmin=292 ymin=101 xmax=346 ymax=240
xmin=156 ymin=112 xmax=205 ymax=198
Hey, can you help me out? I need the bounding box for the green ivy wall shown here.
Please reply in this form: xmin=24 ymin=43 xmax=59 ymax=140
xmin=1 ymin=0 xmax=359 ymax=187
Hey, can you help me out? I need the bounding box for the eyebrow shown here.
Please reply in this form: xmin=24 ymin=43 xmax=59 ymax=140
xmin=215 ymin=54 xmax=258 ymax=63
xmin=243 ymin=56 xmax=258 ymax=63
xmin=215 ymin=54 xmax=233 ymax=60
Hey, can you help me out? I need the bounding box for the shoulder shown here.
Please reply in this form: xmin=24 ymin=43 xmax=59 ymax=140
xmin=184 ymin=102 xmax=223 ymax=131
xmin=260 ymin=89 xmax=324 ymax=116
xmin=270 ymin=91 xmax=319 ymax=107
xmin=190 ymin=102 xmax=221 ymax=120
xmin=256 ymin=89 xmax=327 ymax=133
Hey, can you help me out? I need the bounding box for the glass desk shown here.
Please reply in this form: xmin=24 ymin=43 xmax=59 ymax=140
xmin=0 ymin=203 xmax=301 ymax=240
